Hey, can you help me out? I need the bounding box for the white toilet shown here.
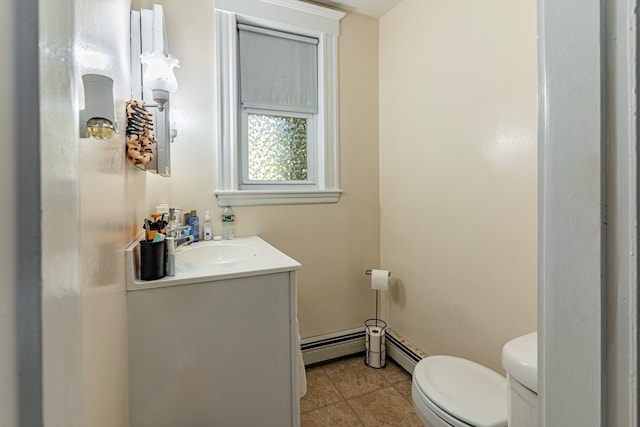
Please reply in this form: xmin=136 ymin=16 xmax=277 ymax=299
xmin=411 ymin=355 xmax=508 ymax=427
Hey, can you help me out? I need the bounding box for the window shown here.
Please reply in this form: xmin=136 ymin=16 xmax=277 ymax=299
xmin=214 ymin=0 xmax=345 ymax=206
xmin=238 ymin=24 xmax=317 ymax=189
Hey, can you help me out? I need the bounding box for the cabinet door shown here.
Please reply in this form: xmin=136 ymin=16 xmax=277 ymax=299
xmin=128 ymin=272 xmax=294 ymax=427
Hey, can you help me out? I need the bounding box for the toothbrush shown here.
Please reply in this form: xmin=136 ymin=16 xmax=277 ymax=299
xmin=144 ymin=219 xmax=150 ymax=241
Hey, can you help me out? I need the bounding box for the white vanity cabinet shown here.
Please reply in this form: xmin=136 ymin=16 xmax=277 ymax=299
xmin=126 ymin=238 xmax=301 ymax=427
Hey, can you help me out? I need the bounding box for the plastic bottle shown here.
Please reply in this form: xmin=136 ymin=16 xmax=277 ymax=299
xmin=221 ymin=206 xmax=235 ymax=240
xmin=165 ymin=236 xmax=175 ymax=277
xmin=188 ymin=210 xmax=200 ymax=242
xmin=203 ymin=210 xmax=212 ymax=241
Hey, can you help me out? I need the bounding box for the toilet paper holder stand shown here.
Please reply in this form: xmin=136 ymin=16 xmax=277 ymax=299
xmin=364 ymin=269 xmax=391 ymax=322
xmin=364 ymin=269 xmax=390 ymax=369
xmin=364 ymin=318 xmax=387 ymax=369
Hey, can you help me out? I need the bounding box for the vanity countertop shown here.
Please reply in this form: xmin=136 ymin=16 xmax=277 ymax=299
xmin=125 ymin=235 xmax=301 ymax=291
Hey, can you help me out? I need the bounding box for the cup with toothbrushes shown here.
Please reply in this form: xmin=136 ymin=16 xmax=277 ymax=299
xmin=140 ymin=216 xmax=167 ymax=280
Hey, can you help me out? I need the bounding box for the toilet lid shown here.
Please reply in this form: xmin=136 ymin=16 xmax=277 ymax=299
xmin=413 ymin=355 xmax=507 ymax=427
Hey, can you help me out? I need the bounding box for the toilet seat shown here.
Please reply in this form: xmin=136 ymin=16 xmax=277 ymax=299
xmin=412 ymin=380 xmax=474 ymax=427
xmin=413 ymin=355 xmax=507 ymax=427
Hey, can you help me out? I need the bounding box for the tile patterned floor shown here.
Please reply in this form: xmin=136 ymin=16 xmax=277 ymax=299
xmin=300 ymin=354 xmax=423 ymax=427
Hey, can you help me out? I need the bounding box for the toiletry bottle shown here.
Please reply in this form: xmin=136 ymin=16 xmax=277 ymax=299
xmin=170 ymin=207 xmax=182 ymax=227
xmin=188 ymin=210 xmax=200 ymax=242
xmin=221 ymin=206 xmax=235 ymax=240
xmin=203 ymin=210 xmax=212 ymax=241
xmin=165 ymin=236 xmax=175 ymax=276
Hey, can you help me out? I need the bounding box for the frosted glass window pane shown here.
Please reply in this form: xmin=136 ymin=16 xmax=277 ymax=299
xmin=247 ymin=113 xmax=308 ymax=181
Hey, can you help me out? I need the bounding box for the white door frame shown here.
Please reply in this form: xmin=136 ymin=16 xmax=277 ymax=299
xmin=4 ymin=0 xmax=44 ymax=426
xmin=538 ymin=0 xmax=638 ymax=425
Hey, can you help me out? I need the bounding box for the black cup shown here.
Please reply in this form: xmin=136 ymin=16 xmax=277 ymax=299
xmin=140 ymin=240 xmax=166 ymax=281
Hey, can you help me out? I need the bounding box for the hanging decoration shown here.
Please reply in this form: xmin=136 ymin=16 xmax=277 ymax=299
xmin=126 ymin=100 xmax=156 ymax=165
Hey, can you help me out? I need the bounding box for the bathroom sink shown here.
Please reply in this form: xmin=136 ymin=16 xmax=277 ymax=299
xmin=501 ymin=331 xmax=537 ymax=392
xmin=176 ymin=241 xmax=256 ymax=267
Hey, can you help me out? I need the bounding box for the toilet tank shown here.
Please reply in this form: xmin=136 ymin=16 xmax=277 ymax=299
xmin=502 ymin=332 xmax=538 ymax=427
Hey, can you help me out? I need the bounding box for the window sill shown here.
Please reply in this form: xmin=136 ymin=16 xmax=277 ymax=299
xmin=215 ymin=189 xmax=343 ymax=206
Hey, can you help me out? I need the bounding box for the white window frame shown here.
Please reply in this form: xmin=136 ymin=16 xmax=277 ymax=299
xmin=214 ymin=0 xmax=345 ymax=206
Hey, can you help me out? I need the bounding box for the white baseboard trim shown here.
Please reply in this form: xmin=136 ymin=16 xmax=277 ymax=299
xmin=300 ymin=327 xmax=425 ymax=373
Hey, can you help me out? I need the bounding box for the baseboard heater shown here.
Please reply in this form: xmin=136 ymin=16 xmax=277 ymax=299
xmin=300 ymin=327 xmax=366 ymax=366
xmin=385 ymin=330 xmax=424 ymax=374
xmin=300 ymin=327 xmax=424 ymax=374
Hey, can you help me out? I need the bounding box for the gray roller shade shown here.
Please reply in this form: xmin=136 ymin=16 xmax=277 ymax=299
xmin=238 ymin=24 xmax=318 ymax=113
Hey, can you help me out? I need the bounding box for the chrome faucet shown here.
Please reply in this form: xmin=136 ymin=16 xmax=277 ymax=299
xmin=165 ymin=224 xmax=193 ymax=249
xmin=174 ymin=235 xmax=193 ymax=249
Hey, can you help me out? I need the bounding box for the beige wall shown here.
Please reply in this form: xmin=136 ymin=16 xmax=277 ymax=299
xmin=40 ymin=1 xmax=84 ymax=426
xmin=143 ymin=1 xmax=381 ymax=339
xmin=75 ymin=1 xmax=145 ymax=425
xmin=379 ymin=0 xmax=537 ymax=373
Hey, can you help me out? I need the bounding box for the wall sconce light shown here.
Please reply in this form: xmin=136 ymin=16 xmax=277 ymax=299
xmin=170 ymin=123 xmax=178 ymax=143
xmin=140 ymin=51 xmax=180 ymax=112
xmin=79 ymin=74 xmax=117 ymax=139
xmin=169 ymin=108 xmax=185 ymax=143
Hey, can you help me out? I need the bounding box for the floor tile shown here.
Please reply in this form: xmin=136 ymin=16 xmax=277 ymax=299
xmin=393 ymin=379 xmax=414 ymax=404
xmin=301 ymin=366 xmax=343 ymax=413
xmin=300 ymin=401 xmax=364 ymax=427
xmin=323 ymin=356 xmax=389 ymax=399
xmin=301 ymin=355 xmax=421 ymax=426
xmin=347 ymin=386 xmax=423 ymax=427
xmin=377 ymin=359 xmax=412 ymax=385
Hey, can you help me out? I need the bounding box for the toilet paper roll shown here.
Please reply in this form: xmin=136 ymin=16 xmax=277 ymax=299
xmin=366 ymin=327 xmax=386 ymax=368
xmin=370 ymin=269 xmax=389 ymax=291
xmin=368 ymin=354 xmax=384 ymax=369
xmin=367 ymin=328 xmax=385 ymax=353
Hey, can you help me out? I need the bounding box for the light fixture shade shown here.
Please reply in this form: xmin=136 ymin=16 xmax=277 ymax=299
xmin=141 ymin=50 xmax=180 ymax=94
xmin=79 ymin=74 xmax=117 ymax=139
